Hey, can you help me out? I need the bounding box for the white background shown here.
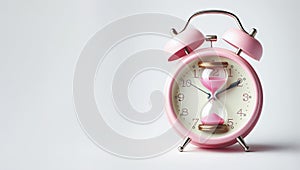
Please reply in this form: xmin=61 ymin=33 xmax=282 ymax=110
xmin=1 ymin=0 xmax=299 ymax=169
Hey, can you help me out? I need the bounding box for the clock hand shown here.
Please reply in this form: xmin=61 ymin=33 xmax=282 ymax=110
xmin=190 ymin=83 xmax=211 ymax=99
xmin=216 ymin=79 xmax=241 ymax=96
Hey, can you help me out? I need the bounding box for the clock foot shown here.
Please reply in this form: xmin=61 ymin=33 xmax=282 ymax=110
xmin=178 ymin=137 xmax=191 ymax=152
xmin=236 ymin=136 xmax=250 ymax=152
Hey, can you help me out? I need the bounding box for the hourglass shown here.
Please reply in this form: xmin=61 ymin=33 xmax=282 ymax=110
xmin=198 ymin=61 xmax=229 ymax=133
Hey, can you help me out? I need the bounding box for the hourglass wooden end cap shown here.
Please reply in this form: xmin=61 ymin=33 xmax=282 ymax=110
xmin=199 ymin=124 xmax=229 ymax=134
xmin=198 ymin=61 xmax=228 ymax=68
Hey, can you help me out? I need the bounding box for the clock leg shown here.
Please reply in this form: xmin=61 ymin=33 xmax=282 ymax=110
xmin=178 ymin=137 xmax=191 ymax=152
xmin=236 ymin=136 xmax=250 ymax=152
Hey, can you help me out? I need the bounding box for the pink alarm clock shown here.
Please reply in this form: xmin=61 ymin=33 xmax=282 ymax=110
xmin=164 ymin=10 xmax=263 ymax=152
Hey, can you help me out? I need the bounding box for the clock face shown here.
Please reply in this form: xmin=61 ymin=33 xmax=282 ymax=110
xmin=169 ymin=51 xmax=262 ymax=145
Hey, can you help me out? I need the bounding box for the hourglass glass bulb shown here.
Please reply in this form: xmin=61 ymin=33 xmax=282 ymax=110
xmin=200 ymin=99 xmax=227 ymax=125
xmin=198 ymin=61 xmax=229 ymax=133
xmin=200 ymin=66 xmax=228 ymax=95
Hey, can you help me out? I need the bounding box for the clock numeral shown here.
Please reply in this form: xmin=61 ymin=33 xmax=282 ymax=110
xmin=193 ymin=69 xmax=202 ymax=78
xmin=192 ymin=118 xmax=199 ymax=129
xmin=227 ymin=119 xmax=234 ymax=129
xmin=180 ymin=108 xmax=189 ymax=116
xmin=237 ymin=78 xmax=243 ymax=87
xmin=237 ymin=109 xmax=246 ymax=117
xmin=228 ymin=68 xmax=233 ymax=77
xmin=211 ymin=69 xmax=220 ymax=76
xmin=181 ymin=79 xmax=191 ymax=87
xmin=243 ymin=93 xmax=251 ymax=101
xmin=175 ymin=93 xmax=184 ymax=102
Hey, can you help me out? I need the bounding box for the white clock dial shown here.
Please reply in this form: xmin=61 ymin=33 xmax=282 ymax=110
xmin=171 ymin=55 xmax=257 ymax=139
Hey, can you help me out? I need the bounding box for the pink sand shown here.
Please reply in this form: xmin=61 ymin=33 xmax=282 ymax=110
xmin=200 ymin=77 xmax=226 ymax=94
xmin=201 ymin=113 xmax=225 ymax=125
